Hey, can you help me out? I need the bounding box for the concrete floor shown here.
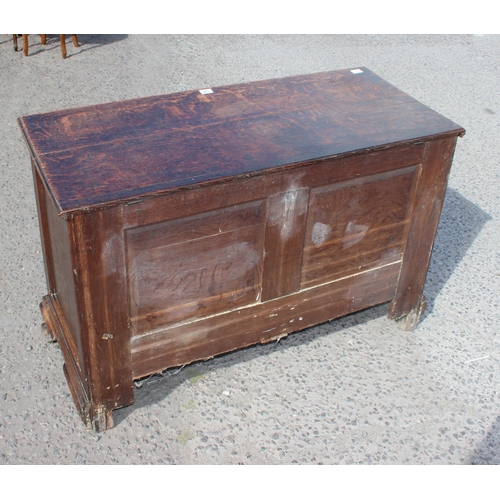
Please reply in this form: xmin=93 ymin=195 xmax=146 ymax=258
xmin=0 ymin=34 xmax=499 ymax=465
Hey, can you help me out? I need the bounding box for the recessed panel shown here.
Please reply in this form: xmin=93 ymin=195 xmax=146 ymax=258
xmin=302 ymin=165 xmax=418 ymax=287
xmin=126 ymin=201 xmax=265 ymax=334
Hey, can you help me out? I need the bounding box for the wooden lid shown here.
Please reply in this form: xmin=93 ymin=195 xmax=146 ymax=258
xmin=19 ymin=67 xmax=465 ymax=215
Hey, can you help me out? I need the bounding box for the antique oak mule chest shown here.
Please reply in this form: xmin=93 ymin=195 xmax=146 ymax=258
xmin=20 ymin=68 xmax=465 ymax=431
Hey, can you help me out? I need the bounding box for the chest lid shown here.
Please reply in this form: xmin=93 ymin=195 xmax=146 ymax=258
xmin=19 ymin=67 xmax=465 ymax=215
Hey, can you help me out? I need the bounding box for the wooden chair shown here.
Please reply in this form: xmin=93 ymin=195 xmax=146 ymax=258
xmin=13 ymin=34 xmax=79 ymax=59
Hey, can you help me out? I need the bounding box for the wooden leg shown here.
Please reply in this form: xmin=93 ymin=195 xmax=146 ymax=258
xmin=42 ymin=290 xmax=130 ymax=432
xmin=60 ymin=34 xmax=67 ymax=59
xmin=72 ymin=34 xmax=79 ymax=47
xmin=13 ymin=34 xmax=18 ymax=51
xmin=394 ymin=295 xmax=426 ymax=331
xmin=389 ymin=136 xmax=458 ymax=329
xmin=41 ymin=34 xmax=47 ymax=45
xmin=23 ymin=34 xmax=28 ymax=56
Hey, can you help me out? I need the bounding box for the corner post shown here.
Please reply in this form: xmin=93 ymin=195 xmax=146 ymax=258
xmin=389 ymin=136 xmax=459 ymax=329
xmin=73 ymin=206 xmax=134 ymax=430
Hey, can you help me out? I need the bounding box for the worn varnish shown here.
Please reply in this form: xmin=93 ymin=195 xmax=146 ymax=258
xmin=20 ymin=68 xmax=465 ymax=431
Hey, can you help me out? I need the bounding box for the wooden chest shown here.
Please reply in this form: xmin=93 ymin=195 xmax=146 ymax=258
xmin=19 ymin=68 xmax=465 ymax=431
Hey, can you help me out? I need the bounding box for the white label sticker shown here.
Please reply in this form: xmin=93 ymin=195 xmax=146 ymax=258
xmin=199 ymin=88 xmax=214 ymax=94
xmin=350 ymin=69 xmax=363 ymax=74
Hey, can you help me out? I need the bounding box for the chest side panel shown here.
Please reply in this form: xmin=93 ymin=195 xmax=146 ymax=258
xmin=43 ymin=188 xmax=82 ymax=366
xmin=126 ymin=143 xmax=424 ymax=377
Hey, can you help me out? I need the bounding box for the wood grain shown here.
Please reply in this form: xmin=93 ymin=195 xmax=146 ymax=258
xmin=301 ymin=165 xmax=418 ymax=287
xmin=126 ymin=202 xmax=265 ymax=333
xmin=131 ymin=262 xmax=401 ymax=379
xmin=19 ymin=68 xmax=464 ymax=215
xmin=72 ymin=207 xmax=134 ymax=427
xmin=44 ymin=180 xmax=82 ymax=362
xmin=261 ymin=188 xmax=309 ymax=300
xmin=389 ymin=136 xmax=459 ymax=320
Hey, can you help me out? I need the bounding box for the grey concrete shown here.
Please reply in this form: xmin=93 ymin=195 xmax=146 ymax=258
xmin=0 ymin=34 xmax=499 ymax=465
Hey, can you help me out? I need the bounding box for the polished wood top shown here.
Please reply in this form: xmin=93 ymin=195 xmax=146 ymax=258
xmin=19 ymin=67 xmax=465 ymax=215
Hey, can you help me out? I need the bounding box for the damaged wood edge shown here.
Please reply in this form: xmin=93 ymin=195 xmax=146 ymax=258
xmin=131 ymin=260 xmax=402 ymax=344
xmin=260 ymin=332 xmax=289 ymax=344
xmin=391 ymin=295 xmax=427 ymax=331
xmin=41 ymin=296 xmax=113 ymax=432
xmin=130 ymin=262 xmax=401 ymax=379
xmin=40 ymin=295 xmax=95 ymax=430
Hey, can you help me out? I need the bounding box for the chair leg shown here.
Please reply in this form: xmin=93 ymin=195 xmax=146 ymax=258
xmin=41 ymin=35 xmax=47 ymax=45
xmin=23 ymin=34 xmax=29 ymax=56
xmin=71 ymin=34 xmax=79 ymax=47
xmin=60 ymin=35 xmax=67 ymax=59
